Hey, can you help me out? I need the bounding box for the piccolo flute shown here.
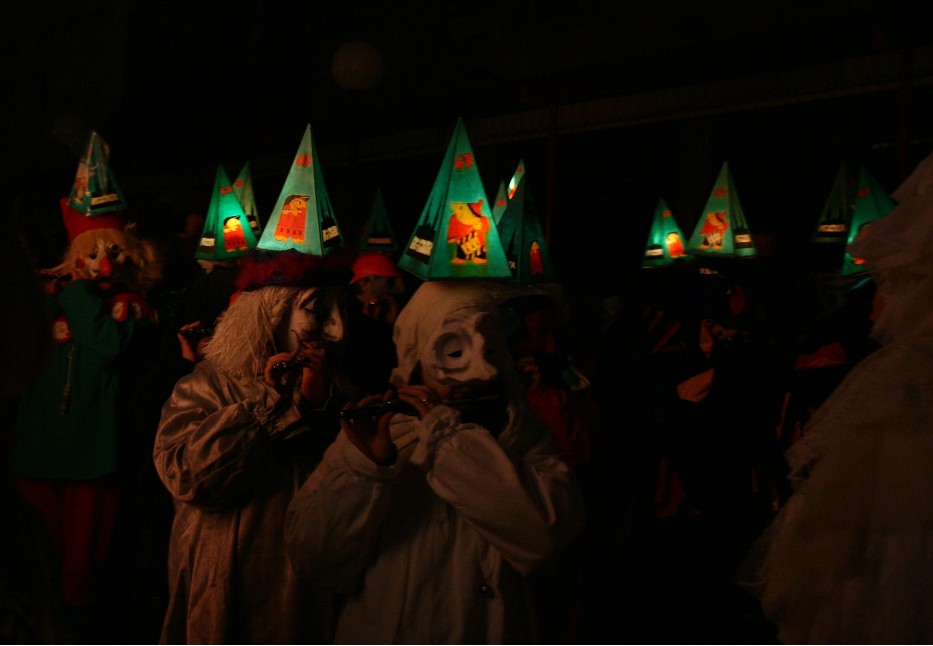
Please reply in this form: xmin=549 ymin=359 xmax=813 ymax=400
xmin=269 ymin=355 xmax=312 ymax=377
xmin=339 ymin=393 xmax=501 ymax=419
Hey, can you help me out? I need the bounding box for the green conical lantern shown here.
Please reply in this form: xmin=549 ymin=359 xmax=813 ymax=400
xmin=233 ymin=162 xmax=262 ymax=236
xmin=812 ymin=160 xmax=855 ymax=244
xmin=67 ymin=130 xmax=127 ymax=216
xmin=359 ymin=188 xmax=399 ymax=254
xmin=841 ymin=164 xmax=895 ymax=276
xmin=398 ymin=118 xmax=511 ymax=280
xmin=507 ymin=159 xmax=525 ymax=200
xmin=195 ymin=165 xmax=259 ymax=261
xmin=642 ymin=198 xmax=692 ymax=268
xmin=686 ymin=161 xmax=757 ymax=259
xmin=496 ymin=170 xmax=556 ymax=284
xmin=491 ymin=180 xmax=508 ymax=226
xmin=257 ymin=124 xmax=344 ymax=255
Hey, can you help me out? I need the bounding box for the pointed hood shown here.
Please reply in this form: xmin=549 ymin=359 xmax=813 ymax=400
xmin=492 ymin=159 xmax=525 ymax=226
xmin=842 ymin=164 xmax=896 ymax=276
xmin=491 ymin=181 xmax=508 ymax=226
xmin=67 ymin=130 xmax=127 ymax=216
xmin=685 ymin=161 xmax=757 ymax=259
xmin=398 ymin=118 xmax=510 ymax=281
xmin=847 ymin=151 xmax=933 ymax=343
xmin=195 ymin=165 xmax=259 ymax=261
xmin=496 ymin=169 xmax=557 ymax=284
xmin=257 ymin=124 xmax=344 ymax=255
xmin=812 ymin=160 xmax=855 ymax=244
xmin=642 ymin=198 xmax=692 ymax=268
xmin=233 ymin=162 xmax=262 ymax=236
xmin=358 ymin=189 xmax=399 ymax=253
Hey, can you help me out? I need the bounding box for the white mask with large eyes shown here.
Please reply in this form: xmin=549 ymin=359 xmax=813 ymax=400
xmin=281 ymin=287 xmax=345 ymax=353
xmin=419 ymin=307 xmax=501 ymax=387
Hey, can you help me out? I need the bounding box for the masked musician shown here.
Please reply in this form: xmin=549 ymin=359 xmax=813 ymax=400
xmin=10 ymin=197 xmax=162 ymax=632
xmin=286 ymin=280 xmax=585 ymax=644
xmin=153 ymin=249 xmax=352 ymax=644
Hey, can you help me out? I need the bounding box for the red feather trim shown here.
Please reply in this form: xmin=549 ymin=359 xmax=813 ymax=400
xmin=235 ymin=249 xmax=355 ymax=291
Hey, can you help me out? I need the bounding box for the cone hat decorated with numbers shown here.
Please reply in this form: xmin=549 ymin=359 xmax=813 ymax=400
xmin=398 ymin=118 xmax=510 ymax=280
xmin=232 ymin=161 xmax=262 ymax=236
xmin=812 ymin=160 xmax=855 ymax=244
xmin=841 ymin=164 xmax=896 ymax=276
xmin=686 ymin=161 xmax=757 ymax=259
xmin=496 ymin=167 xmax=557 ymax=284
xmin=195 ymin=165 xmax=259 ymax=261
xmin=257 ymin=124 xmax=344 ymax=255
xmin=358 ymin=188 xmax=399 ymax=254
xmin=642 ymin=198 xmax=692 ymax=268
xmin=67 ymin=130 xmax=128 ymax=216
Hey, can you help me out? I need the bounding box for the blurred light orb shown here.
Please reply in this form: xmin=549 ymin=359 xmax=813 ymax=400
xmin=332 ymin=40 xmax=384 ymax=90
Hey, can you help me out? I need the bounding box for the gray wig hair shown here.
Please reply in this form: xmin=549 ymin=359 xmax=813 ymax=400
xmin=203 ymin=285 xmax=302 ymax=376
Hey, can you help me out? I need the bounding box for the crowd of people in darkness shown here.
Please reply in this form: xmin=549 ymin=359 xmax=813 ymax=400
xmin=8 ymin=131 xmax=933 ymax=645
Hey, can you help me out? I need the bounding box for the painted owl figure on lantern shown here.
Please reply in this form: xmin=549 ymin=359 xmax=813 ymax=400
xmin=10 ymin=195 xmax=162 ymax=622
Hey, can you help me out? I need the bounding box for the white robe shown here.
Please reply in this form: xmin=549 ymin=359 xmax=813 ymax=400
xmin=741 ymin=149 xmax=933 ymax=643
xmin=285 ymin=281 xmax=585 ymax=644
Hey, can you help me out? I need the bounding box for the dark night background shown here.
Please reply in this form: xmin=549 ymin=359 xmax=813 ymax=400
xmin=5 ymin=0 xmax=933 ymax=291
xmin=5 ymin=2 xmax=933 ymax=643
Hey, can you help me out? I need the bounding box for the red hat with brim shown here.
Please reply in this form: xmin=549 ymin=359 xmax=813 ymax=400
xmin=60 ymin=197 xmax=126 ymax=241
xmin=350 ymin=252 xmax=402 ymax=283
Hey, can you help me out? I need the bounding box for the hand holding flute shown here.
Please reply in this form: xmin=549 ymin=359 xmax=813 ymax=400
xmin=263 ymin=347 xmax=329 ymax=407
xmin=337 ymin=387 xmax=438 ymax=466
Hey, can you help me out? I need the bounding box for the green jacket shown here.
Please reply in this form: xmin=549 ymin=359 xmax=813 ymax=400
xmin=12 ymin=280 xmax=153 ymax=480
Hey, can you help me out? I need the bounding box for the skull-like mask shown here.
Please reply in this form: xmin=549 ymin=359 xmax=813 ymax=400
xmin=418 ymin=307 xmax=505 ymax=389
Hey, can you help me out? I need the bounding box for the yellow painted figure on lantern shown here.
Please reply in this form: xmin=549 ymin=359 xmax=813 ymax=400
xmin=447 ymin=200 xmax=489 ymax=264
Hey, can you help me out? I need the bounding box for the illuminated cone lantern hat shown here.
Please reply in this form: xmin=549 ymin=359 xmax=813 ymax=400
xmin=493 ymin=159 xmax=525 ymax=226
xmin=233 ymin=161 xmax=262 ymax=237
xmin=358 ymin=188 xmax=399 ymax=254
xmin=257 ymin=124 xmax=344 ymax=255
xmin=195 ymin=165 xmax=259 ymax=261
xmin=642 ymin=198 xmax=692 ymax=268
xmin=492 ymin=180 xmax=508 ymax=226
xmin=496 ymin=169 xmax=556 ymax=284
xmin=812 ymin=160 xmax=855 ymax=244
xmin=398 ymin=118 xmax=510 ymax=280
xmin=686 ymin=161 xmax=757 ymax=259
xmin=841 ymin=164 xmax=896 ymax=277
xmin=67 ymin=130 xmax=128 ymax=216
xmin=507 ymin=159 xmax=525 ymax=200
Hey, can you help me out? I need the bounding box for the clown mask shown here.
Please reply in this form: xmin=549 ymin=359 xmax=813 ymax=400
xmin=68 ymin=228 xmax=130 ymax=291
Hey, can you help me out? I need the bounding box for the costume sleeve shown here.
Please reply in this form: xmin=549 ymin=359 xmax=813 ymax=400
xmin=285 ymin=431 xmax=396 ymax=592
xmin=153 ymin=364 xmax=305 ymax=510
xmin=58 ymin=280 xmax=141 ymax=357
xmin=411 ymin=405 xmax=585 ymax=576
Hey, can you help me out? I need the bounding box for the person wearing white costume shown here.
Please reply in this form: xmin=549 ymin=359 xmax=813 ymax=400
xmin=286 ymin=280 xmax=585 ymax=644
xmin=739 ymin=151 xmax=933 ymax=643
